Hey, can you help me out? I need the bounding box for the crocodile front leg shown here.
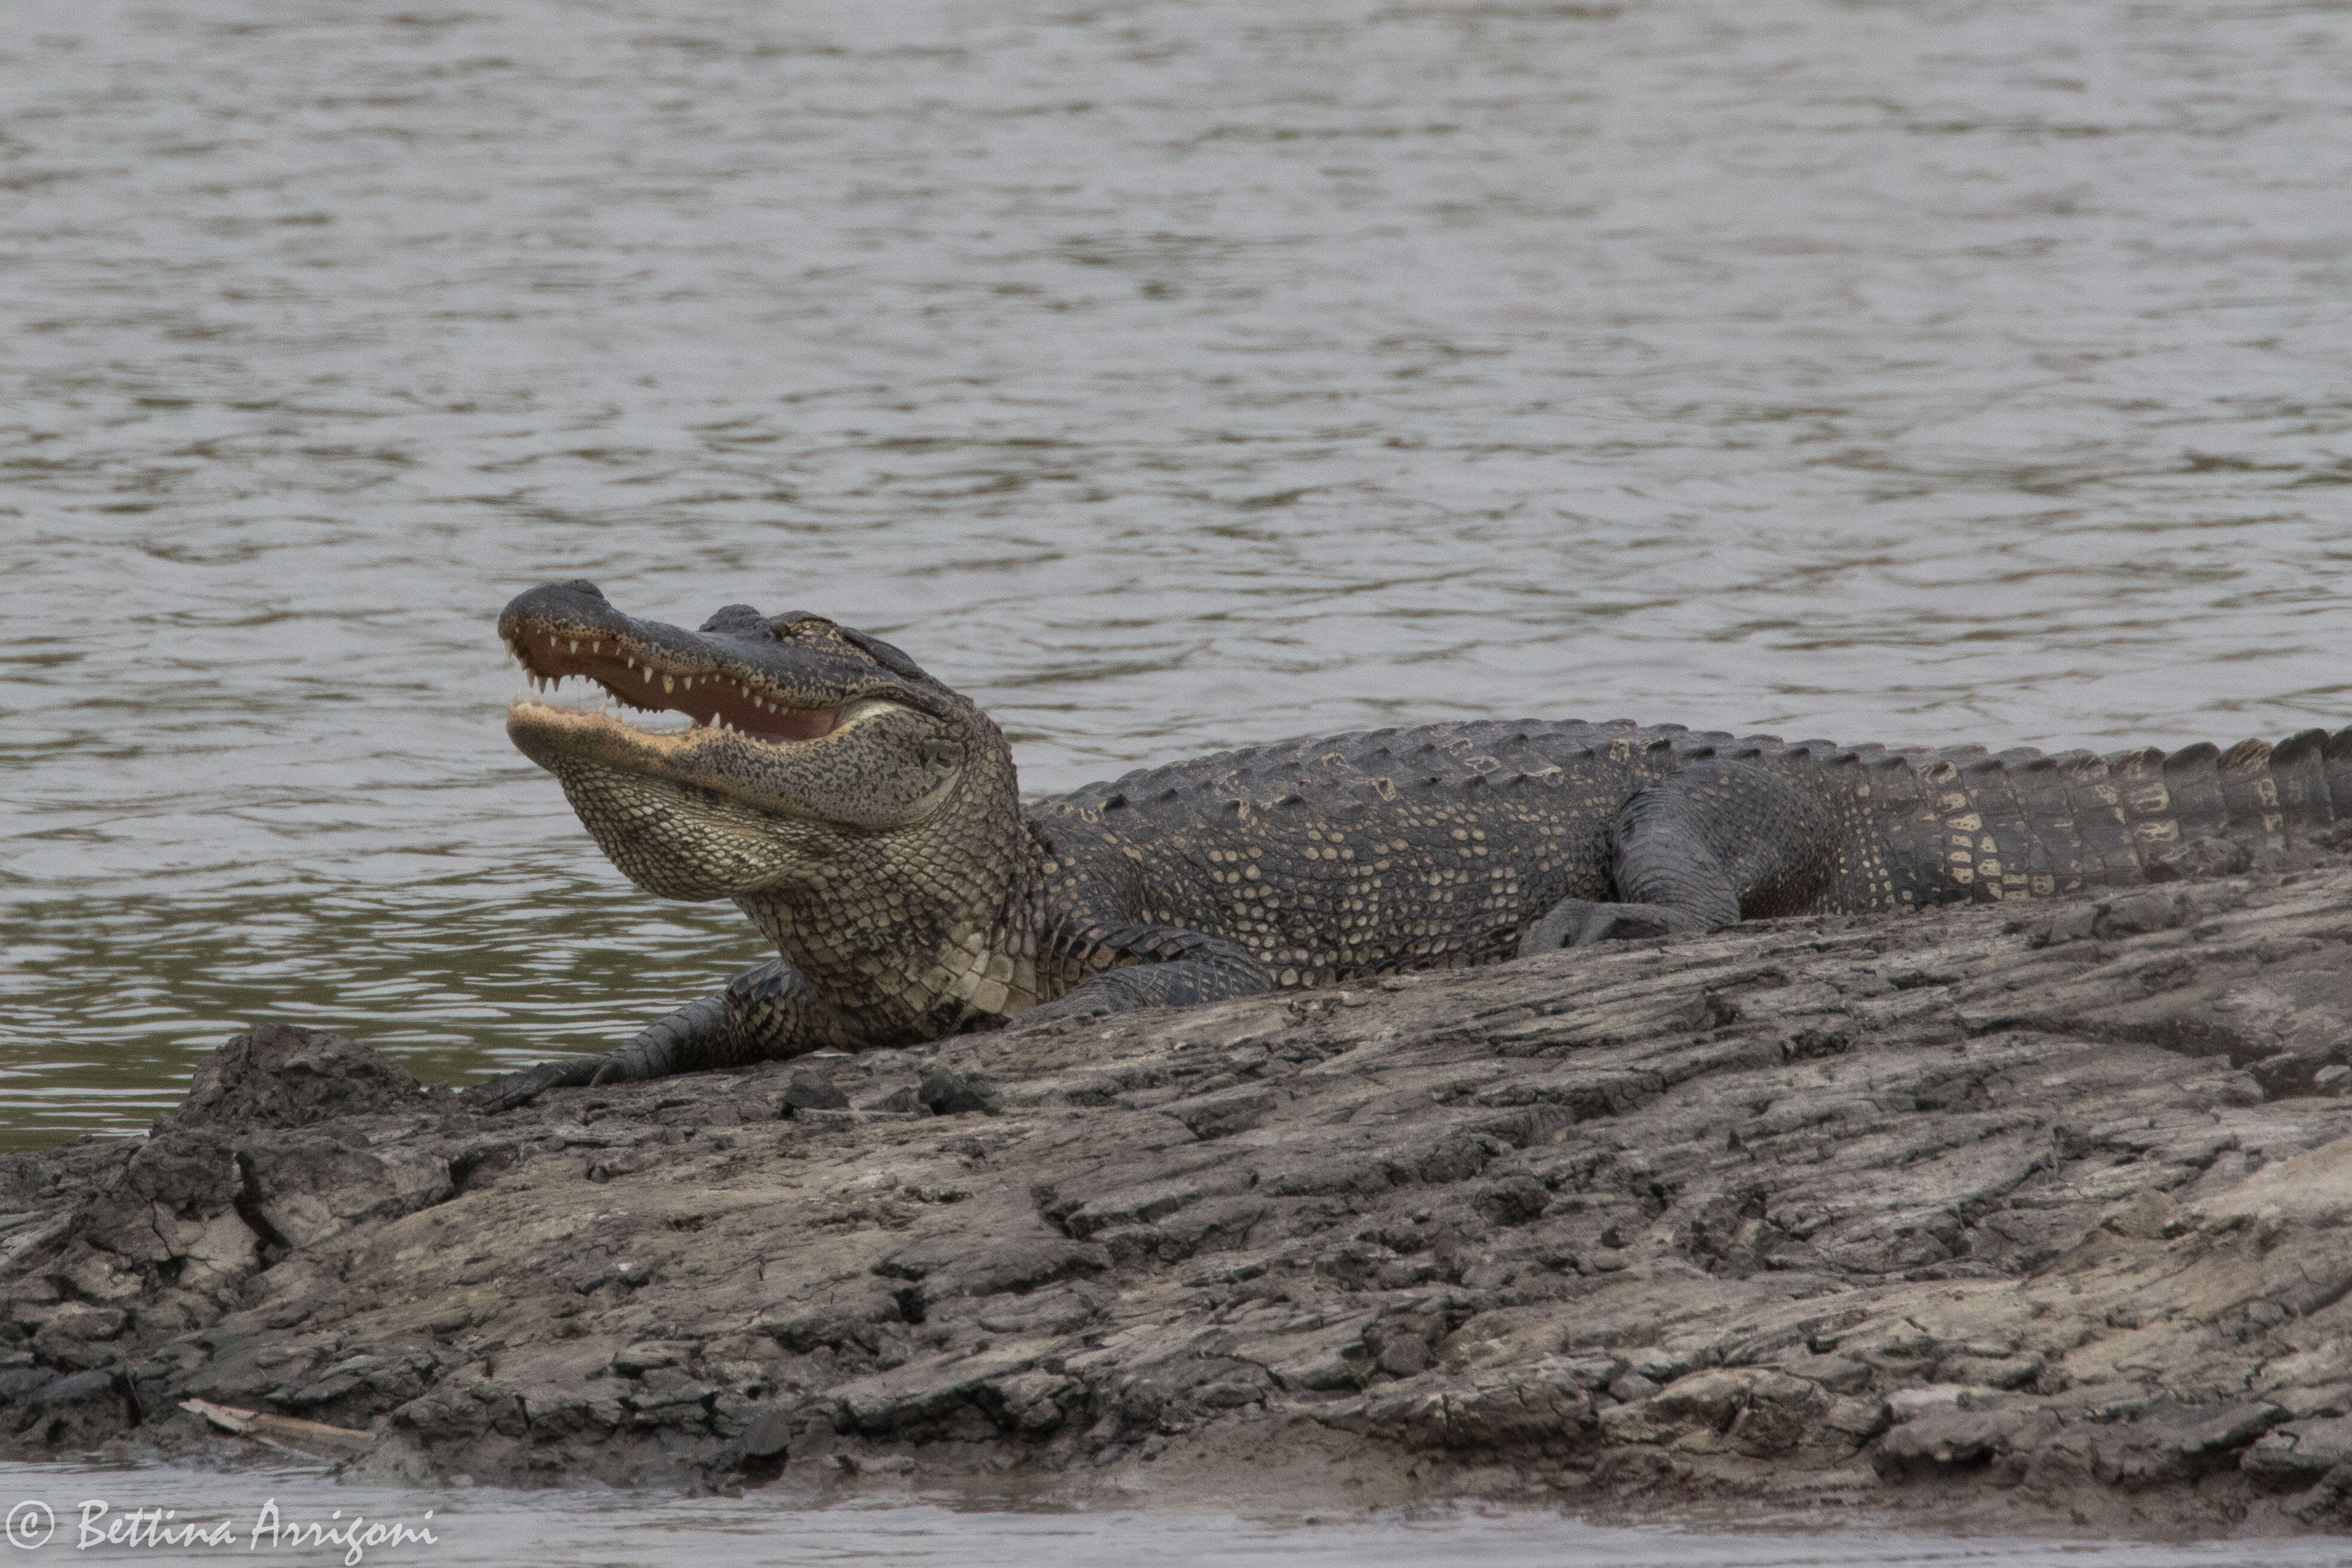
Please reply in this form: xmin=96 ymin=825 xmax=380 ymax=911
xmin=475 ymin=959 xmax=854 ymax=1110
xmin=1021 ymin=925 xmax=1273 ymax=1023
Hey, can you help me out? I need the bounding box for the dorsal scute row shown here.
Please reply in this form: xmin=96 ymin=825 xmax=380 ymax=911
xmin=1044 ymin=722 xmax=2352 ymax=862
xmin=1055 ymin=718 xmax=1858 ymax=806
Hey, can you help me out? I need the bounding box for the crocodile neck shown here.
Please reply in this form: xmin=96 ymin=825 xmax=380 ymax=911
xmin=730 ymin=768 xmax=1053 ymax=1041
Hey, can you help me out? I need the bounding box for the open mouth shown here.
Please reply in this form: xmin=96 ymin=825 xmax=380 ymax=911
xmin=503 ymin=626 xmax=843 ymax=745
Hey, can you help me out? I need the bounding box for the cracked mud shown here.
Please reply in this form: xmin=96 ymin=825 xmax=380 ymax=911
xmin=16 ymin=863 xmax=2352 ymax=1533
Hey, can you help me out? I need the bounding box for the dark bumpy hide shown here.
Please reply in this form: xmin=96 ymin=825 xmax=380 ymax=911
xmin=484 ymin=579 xmax=2352 ymax=1102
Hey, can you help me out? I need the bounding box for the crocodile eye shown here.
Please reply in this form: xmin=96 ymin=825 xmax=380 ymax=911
xmin=697 ymin=603 xmax=767 ymax=634
xmin=840 ymin=628 xmax=929 ymax=680
xmin=762 ymin=611 xmax=835 ymax=640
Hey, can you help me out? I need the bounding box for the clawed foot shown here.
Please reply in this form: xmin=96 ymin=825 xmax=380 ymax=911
xmin=467 ymin=1054 xmax=618 ymax=1113
xmin=1523 ymin=900 xmax=1703 ymax=952
xmin=1014 ymin=990 xmax=1117 ymax=1028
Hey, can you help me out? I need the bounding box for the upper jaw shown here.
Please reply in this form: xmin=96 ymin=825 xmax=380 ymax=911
xmin=505 ymin=639 xmax=847 ymax=745
xmin=496 ymin=580 xmax=926 ymax=745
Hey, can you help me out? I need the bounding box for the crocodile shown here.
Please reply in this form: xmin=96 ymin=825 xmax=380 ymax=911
xmin=483 ymin=579 xmax=2350 ymax=1102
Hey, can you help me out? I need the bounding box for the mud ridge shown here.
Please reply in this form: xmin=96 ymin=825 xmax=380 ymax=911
xmin=15 ymin=864 xmax=2352 ymax=1531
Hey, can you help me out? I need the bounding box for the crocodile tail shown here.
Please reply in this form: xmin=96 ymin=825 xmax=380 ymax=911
xmin=2278 ymin=728 xmax=2341 ymax=834
xmin=2284 ymin=732 xmax=2330 ymax=829
xmin=2074 ymin=731 xmax=2346 ymax=882
xmin=2087 ymin=729 xmax=2340 ymax=881
xmin=1902 ymin=728 xmax=2342 ymax=904
xmin=2039 ymin=748 xmax=2141 ymax=892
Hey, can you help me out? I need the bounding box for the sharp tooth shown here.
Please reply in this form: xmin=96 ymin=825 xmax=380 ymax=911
xmin=625 ymin=657 xmax=635 ymax=671
xmin=569 ymin=639 xmax=579 ymax=653
xmin=591 ymin=640 xmax=601 ymax=654
xmin=663 ymin=677 xmax=674 ymax=694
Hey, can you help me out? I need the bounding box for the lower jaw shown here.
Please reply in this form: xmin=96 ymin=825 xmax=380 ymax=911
xmin=506 ymin=697 xmax=827 ymax=748
xmin=505 ymin=658 xmax=848 ymax=736
xmin=548 ymin=760 xmax=809 ymax=901
xmin=507 ymin=709 xmax=786 ymax=816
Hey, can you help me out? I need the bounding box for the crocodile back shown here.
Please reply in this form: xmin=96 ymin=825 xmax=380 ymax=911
xmin=1028 ymin=718 xmax=2352 ymax=986
xmin=1032 ymin=719 xmax=1791 ymax=984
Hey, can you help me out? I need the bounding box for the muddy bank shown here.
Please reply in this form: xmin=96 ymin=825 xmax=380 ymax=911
xmin=14 ymin=865 xmax=2352 ymax=1533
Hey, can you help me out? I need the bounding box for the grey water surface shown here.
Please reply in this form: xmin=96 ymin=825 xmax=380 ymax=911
xmin=2 ymin=0 xmax=2348 ymax=1149
xmin=7 ymin=1460 xmax=2352 ymax=1566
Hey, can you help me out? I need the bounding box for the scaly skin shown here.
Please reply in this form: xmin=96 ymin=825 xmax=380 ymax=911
xmin=479 ymin=579 xmax=2348 ymax=1105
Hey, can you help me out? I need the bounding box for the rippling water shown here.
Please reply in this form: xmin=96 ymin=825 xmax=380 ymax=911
xmin=10 ymin=1462 xmax=2352 ymax=1567
xmin=4 ymin=0 xmax=2350 ymax=1148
